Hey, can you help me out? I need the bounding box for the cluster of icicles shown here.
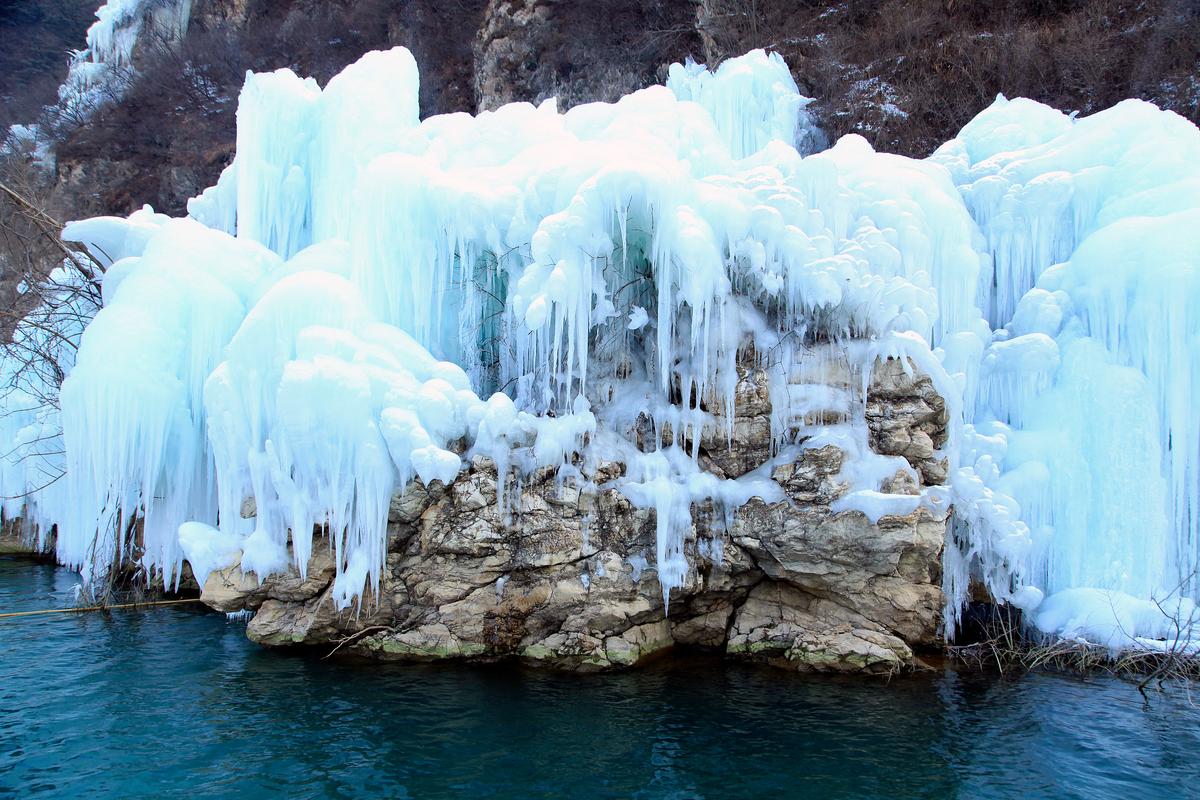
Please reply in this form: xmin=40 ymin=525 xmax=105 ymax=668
xmin=61 ymin=1 xmax=193 ymax=123
xmin=3 ymin=44 xmax=1199 ymax=650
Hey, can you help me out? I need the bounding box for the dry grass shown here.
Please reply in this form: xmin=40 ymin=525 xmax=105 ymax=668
xmin=699 ymin=0 xmax=1200 ymax=155
xmin=950 ymin=608 xmax=1200 ymax=701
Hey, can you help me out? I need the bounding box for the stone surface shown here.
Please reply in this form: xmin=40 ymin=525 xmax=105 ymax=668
xmin=725 ymin=582 xmax=914 ymax=674
xmin=473 ymin=0 xmax=700 ymax=110
xmin=867 ymin=357 xmax=951 ymax=485
xmin=203 ymin=541 xmax=337 ymax=615
xmin=201 ymin=560 xmax=266 ymax=613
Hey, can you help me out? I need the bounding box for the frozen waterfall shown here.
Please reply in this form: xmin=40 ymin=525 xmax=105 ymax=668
xmin=3 ymin=46 xmax=1199 ymax=650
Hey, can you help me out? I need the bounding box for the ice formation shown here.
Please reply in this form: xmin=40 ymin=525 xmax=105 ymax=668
xmin=4 ymin=0 xmax=191 ymax=148
xmin=666 ymin=50 xmax=826 ymax=157
xmin=933 ymin=96 xmax=1200 ymax=646
xmin=4 ymin=44 xmax=1200 ymax=651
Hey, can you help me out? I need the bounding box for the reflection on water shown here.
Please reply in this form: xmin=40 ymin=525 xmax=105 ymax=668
xmin=1 ymin=559 xmax=1197 ymax=799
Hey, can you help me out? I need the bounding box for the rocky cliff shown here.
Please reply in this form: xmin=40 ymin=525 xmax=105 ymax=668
xmin=201 ymin=354 xmax=949 ymax=674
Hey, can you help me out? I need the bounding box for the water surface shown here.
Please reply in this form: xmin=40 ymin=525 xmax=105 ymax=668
xmin=1 ymin=558 xmax=1197 ymax=798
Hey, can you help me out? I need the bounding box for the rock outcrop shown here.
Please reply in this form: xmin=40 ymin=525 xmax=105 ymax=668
xmin=472 ymin=0 xmax=699 ymax=111
xmin=202 ymin=355 xmax=949 ymax=674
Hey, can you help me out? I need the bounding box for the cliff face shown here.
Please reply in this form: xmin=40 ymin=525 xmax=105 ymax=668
xmin=472 ymin=0 xmax=700 ymax=111
xmin=201 ymin=355 xmax=949 ymax=674
xmin=0 ymin=0 xmax=98 ymax=131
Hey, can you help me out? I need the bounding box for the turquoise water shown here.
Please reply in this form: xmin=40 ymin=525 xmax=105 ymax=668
xmin=1 ymin=558 xmax=1198 ymax=799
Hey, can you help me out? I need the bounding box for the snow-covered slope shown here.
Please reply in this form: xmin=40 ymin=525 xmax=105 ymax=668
xmin=4 ymin=46 xmax=1199 ymax=651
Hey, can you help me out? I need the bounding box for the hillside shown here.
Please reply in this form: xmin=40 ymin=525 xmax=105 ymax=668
xmin=3 ymin=0 xmax=1197 ymax=219
xmin=0 ymin=0 xmax=98 ymax=130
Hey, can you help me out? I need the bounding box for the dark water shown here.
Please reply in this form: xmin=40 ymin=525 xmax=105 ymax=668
xmin=1 ymin=559 xmax=1198 ymax=799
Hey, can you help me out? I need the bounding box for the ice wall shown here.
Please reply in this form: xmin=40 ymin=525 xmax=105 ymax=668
xmin=935 ymin=96 xmax=1200 ymax=646
xmin=666 ymin=49 xmax=826 ymax=157
xmin=5 ymin=49 xmax=1200 ymax=649
xmin=224 ymin=48 xmax=422 ymax=258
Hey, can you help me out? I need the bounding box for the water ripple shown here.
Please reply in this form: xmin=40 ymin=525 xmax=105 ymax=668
xmin=1 ymin=559 xmax=1198 ymax=799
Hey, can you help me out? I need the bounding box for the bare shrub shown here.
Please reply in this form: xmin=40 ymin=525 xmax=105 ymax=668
xmin=950 ymin=592 xmax=1200 ymax=701
xmin=696 ymin=0 xmax=1200 ymax=156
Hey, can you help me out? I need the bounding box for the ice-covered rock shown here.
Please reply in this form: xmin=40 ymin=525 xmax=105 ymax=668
xmin=205 ymin=355 xmax=948 ymax=673
xmin=4 ymin=44 xmax=1200 ymax=664
xmin=935 ymin=94 xmax=1200 ymax=642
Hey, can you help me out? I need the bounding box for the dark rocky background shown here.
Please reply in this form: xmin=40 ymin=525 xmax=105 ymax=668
xmin=2 ymin=0 xmax=1198 ymax=220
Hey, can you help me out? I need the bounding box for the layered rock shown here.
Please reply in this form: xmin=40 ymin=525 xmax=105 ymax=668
xmin=473 ymin=0 xmax=700 ymax=110
xmin=203 ymin=355 xmax=950 ymax=674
